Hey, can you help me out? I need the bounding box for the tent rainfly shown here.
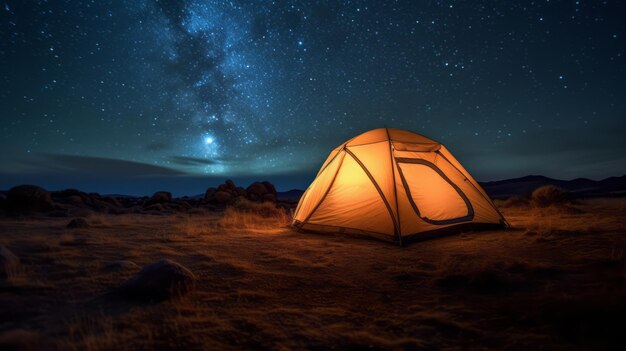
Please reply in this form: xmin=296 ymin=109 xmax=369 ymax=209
xmin=292 ymin=128 xmax=508 ymax=244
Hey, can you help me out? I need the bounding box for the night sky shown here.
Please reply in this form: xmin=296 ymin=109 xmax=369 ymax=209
xmin=1 ymin=1 xmax=624 ymax=195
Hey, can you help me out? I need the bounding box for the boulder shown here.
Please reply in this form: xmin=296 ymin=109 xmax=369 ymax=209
xmin=262 ymin=193 xmax=277 ymax=202
xmin=213 ymin=191 xmax=233 ymax=204
xmin=261 ymin=181 xmax=277 ymax=196
xmin=150 ymin=191 xmax=172 ymax=204
xmin=62 ymin=195 xmax=85 ymax=206
xmin=246 ymin=182 xmax=267 ymax=201
xmin=225 ymin=179 xmax=236 ymax=190
xmin=246 ymin=181 xmax=277 ymax=202
xmin=175 ymin=200 xmax=192 ymax=210
xmin=52 ymin=188 xmax=88 ymax=201
xmin=116 ymin=259 xmax=195 ymax=301
xmin=6 ymin=185 xmax=54 ymax=214
xmin=204 ymin=187 xmax=217 ymax=201
xmin=85 ymin=197 xmax=116 ymax=212
xmin=234 ymin=187 xmax=247 ymax=197
xmin=216 ymin=179 xmax=237 ymax=194
xmin=217 ymin=184 xmax=232 ymax=193
xmin=0 ymin=246 xmax=20 ymax=280
xmin=67 ymin=218 xmax=90 ymax=229
xmin=99 ymin=196 xmax=122 ymax=207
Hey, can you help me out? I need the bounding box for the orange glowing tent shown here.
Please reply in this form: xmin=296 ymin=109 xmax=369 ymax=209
xmin=292 ymin=128 xmax=508 ymax=244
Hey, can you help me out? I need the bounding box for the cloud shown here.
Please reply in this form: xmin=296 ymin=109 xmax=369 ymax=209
xmin=169 ymin=155 xmax=221 ymax=166
xmin=14 ymin=154 xmax=186 ymax=177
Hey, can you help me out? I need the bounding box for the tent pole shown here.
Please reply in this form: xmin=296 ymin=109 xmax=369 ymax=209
xmin=386 ymin=127 xmax=402 ymax=246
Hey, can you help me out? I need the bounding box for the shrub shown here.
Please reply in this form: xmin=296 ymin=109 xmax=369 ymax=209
xmin=531 ymin=185 xmax=569 ymax=208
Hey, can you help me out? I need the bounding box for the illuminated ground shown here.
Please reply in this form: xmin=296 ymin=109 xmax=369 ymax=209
xmin=1 ymin=198 xmax=625 ymax=350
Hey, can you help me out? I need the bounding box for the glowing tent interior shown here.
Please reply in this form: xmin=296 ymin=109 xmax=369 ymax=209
xmin=292 ymin=128 xmax=508 ymax=244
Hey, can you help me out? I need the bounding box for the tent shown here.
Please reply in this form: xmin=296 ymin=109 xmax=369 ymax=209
xmin=292 ymin=128 xmax=508 ymax=244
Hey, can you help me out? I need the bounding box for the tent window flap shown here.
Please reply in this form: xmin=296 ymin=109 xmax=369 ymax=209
xmin=395 ymin=158 xmax=474 ymax=225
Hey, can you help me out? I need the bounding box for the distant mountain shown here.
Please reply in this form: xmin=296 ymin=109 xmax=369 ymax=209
xmin=480 ymin=175 xmax=626 ymax=198
xmin=276 ymin=189 xmax=305 ymax=202
xmin=276 ymin=175 xmax=626 ymax=202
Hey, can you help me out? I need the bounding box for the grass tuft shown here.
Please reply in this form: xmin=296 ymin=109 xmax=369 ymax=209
xmin=531 ymin=185 xmax=569 ymax=208
xmin=217 ymin=199 xmax=290 ymax=229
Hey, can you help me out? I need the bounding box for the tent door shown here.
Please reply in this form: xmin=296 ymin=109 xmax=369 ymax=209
xmin=395 ymin=158 xmax=474 ymax=225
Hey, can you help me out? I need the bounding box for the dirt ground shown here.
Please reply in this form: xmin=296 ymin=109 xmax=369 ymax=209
xmin=1 ymin=198 xmax=625 ymax=350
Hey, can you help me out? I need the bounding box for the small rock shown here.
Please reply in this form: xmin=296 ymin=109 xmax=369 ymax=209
xmin=116 ymin=259 xmax=195 ymax=301
xmin=67 ymin=218 xmax=90 ymax=229
xmin=104 ymin=260 xmax=139 ymax=272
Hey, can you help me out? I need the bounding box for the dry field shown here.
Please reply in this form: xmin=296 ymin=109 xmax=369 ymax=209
xmin=1 ymin=198 xmax=625 ymax=350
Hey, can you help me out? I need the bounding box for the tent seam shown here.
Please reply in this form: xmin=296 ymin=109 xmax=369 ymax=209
xmin=302 ymin=150 xmax=346 ymax=225
xmin=385 ymin=127 xmax=402 ymax=244
xmin=436 ymin=150 xmax=508 ymax=225
xmin=344 ymin=148 xmax=399 ymax=237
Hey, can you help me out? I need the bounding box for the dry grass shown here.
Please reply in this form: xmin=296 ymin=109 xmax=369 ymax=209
xmin=0 ymin=197 xmax=625 ymax=350
xmin=217 ymin=206 xmax=290 ymax=230
xmin=174 ymin=199 xmax=290 ymax=236
xmin=218 ymin=198 xmax=290 ymax=228
xmin=63 ymin=314 xmax=119 ymax=351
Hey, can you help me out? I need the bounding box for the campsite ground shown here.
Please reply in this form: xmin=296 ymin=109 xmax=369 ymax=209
xmin=1 ymin=198 xmax=625 ymax=350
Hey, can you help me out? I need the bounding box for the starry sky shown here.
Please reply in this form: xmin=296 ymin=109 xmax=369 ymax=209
xmin=1 ymin=0 xmax=625 ymax=195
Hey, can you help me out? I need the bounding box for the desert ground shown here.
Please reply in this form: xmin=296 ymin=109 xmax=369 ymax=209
xmin=1 ymin=192 xmax=625 ymax=350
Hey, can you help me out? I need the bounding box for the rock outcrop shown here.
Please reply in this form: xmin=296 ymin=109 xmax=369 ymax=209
xmin=6 ymin=185 xmax=54 ymax=214
xmin=246 ymin=181 xmax=277 ymax=202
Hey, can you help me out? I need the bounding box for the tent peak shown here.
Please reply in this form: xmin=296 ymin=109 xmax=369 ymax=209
xmin=345 ymin=128 xmax=439 ymax=147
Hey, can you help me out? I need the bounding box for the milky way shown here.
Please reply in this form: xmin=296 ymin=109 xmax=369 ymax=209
xmin=0 ymin=1 xmax=625 ymax=194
